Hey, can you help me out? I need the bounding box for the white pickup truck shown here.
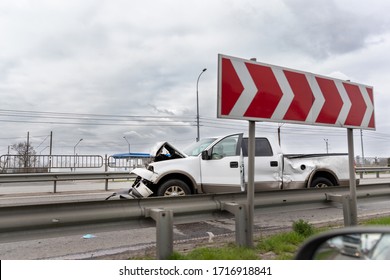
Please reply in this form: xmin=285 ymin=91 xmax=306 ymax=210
xmin=129 ymin=133 xmax=351 ymax=197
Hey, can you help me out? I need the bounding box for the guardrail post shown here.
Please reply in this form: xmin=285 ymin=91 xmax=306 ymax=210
xmin=325 ymin=193 xmax=353 ymax=226
xmin=104 ymin=155 xmax=109 ymax=191
xmin=145 ymin=208 xmax=174 ymax=260
xmin=221 ymin=202 xmax=249 ymax=247
xmin=105 ymin=179 xmax=109 ymax=191
xmin=53 ymin=180 xmax=57 ymax=193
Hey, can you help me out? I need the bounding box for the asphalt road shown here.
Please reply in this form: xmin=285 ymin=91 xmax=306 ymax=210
xmin=0 ymin=179 xmax=130 ymax=195
xmin=0 ymin=180 xmax=131 ymax=205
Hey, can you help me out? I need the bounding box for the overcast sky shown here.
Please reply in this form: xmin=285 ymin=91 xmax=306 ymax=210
xmin=1 ymin=0 xmax=390 ymax=158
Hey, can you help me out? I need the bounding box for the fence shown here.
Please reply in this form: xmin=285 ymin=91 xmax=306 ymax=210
xmin=107 ymin=155 xmax=152 ymax=169
xmin=0 ymin=154 xmax=103 ymax=173
xmin=0 ymin=154 xmax=152 ymax=173
xmin=355 ymin=156 xmax=390 ymax=167
xmin=356 ymin=166 xmax=390 ymax=179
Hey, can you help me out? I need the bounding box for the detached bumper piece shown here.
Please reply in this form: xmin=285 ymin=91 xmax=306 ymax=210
xmin=105 ymin=179 xmax=153 ymax=200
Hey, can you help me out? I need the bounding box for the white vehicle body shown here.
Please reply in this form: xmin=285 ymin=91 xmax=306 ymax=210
xmin=131 ymin=133 xmax=351 ymax=196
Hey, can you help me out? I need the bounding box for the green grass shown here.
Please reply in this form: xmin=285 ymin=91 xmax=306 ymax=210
xmin=362 ymin=216 xmax=390 ymax=225
xmin=256 ymin=231 xmax=308 ymax=260
xmin=165 ymin=219 xmax=317 ymax=260
xmin=162 ymin=217 xmax=390 ymax=260
xmin=169 ymin=243 xmax=259 ymax=260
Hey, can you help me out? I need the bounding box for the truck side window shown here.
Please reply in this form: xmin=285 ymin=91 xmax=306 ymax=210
xmin=211 ymin=135 xmax=239 ymax=159
xmin=242 ymin=138 xmax=273 ymax=157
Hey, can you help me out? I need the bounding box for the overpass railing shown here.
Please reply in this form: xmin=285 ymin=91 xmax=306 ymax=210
xmin=0 ymin=154 xmax=152 ymax=173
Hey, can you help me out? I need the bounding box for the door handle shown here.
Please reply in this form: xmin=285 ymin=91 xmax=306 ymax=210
xmin=230 ymin=161 xmax=239 ymax=168
xmin=270 ymin=161 xmax=278 ymax=167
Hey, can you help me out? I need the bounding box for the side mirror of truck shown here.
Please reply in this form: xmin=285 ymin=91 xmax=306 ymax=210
xmin=201 ymin=150 xmax=210 ymax=160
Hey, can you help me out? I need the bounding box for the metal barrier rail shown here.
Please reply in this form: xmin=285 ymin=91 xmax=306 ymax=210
xmin=356 ymin=166 xmax=390 ymax=178
xmin=107 ymin=156 xmax=152 ymax=169
xmin=0 ymin=168 xmax=389 ymax=194
xmin=0 ymin=154 xmax=103 ymax=171
xmin=0 ymin=172 xmax=134 ymax=193
xmin=0 ymin=154 xmax=152 ymax=172
xmin=0 ymin=183 xmax=389 ymax=258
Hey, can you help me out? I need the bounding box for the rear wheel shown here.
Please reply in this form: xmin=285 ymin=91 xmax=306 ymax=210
xmin=157 ymin=179 xmax=191 ymax=196
xmin=310 ymin=177 xmax=333 ymax=188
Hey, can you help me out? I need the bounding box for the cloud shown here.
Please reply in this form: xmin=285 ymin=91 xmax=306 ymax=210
xmin=0 ymin=0 xmax=389 ymax=157
xmin=279 ymin=0 xmax=390 ymax=58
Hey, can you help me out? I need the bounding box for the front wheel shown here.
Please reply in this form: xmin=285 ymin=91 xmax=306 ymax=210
xmin=310 ymin=177 xmax=333 ymax=188
xmin=157 ymin=179 xmax=191 ymax=197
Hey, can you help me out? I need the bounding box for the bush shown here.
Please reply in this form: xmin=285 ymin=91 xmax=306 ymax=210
xmin=292 ymin=219 xmax=314 ymax=237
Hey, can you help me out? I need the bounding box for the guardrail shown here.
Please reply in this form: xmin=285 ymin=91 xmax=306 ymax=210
xmin=1 ymin=183 xmax=389 ymax=259
xmin=0 ymin=172 xmax=135 ymax=193
xmin=0 ymin=168 xmax=389 ymax=194
xmin=356 ymin=166 xmax=390 ymax=178
xmin=0 ymin=154 xmax=104 ymax=171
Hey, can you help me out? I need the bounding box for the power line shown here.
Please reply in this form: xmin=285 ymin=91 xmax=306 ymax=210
xmin=0 ymin=119 xmax=195 ymax=127
xmin=1 ymin=108 xmax=389 ymax=139
xmin=0 ymin=108 xmax=195 ymax=120
xmin=1 ymin=108 xmax=390 ymax=149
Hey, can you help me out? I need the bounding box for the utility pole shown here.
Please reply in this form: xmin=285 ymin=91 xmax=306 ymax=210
xmin=360 ymin=129 xmax=365 ymax=166
xmin=324 ymin=138 xmax=329 ymax=154
xmin=49 ymin=131 xmax=53 ymax=172
xmin=277 ymin=124 xmax=282 ymax=146
xmin=25 ymin=131 xmax=30 ymax=169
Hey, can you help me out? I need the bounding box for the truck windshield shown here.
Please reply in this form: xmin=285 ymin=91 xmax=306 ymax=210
xmin=183 ymin=138 xmax=217 ymax=156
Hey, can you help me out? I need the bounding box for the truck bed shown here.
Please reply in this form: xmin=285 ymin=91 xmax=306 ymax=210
xmin=284 ymin=153 xmax=348 ymax=159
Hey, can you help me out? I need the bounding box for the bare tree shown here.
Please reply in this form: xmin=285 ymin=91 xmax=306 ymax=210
xmin=12 ymin=142 xmax=37 ymax=170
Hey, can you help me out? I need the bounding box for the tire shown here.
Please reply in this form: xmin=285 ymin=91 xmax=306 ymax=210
xmin=157 ymin=179 xmax=191 ymax=197
xmin=310 ymin=177 xmax=333 ymax=188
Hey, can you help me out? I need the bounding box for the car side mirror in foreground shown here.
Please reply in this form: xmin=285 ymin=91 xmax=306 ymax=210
xmin=295 ymin=226 xmax=390 ymax=260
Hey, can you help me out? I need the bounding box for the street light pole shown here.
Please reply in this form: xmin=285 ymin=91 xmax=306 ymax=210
xmin=73 ymin=138 xmax=83 ymax=156
xmin=196 ymin=68 xmax=207 ymax=142
xmin=73 ymin=138 xmax=83 ymax=172
xmin=123 ymin=136 xmax=130 ymax=154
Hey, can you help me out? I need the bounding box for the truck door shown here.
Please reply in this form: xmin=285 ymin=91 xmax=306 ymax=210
xmin=200 ymin=134 xmax=243 ymax=193
xmin=242 ymin=138 xmax=282 ymax=190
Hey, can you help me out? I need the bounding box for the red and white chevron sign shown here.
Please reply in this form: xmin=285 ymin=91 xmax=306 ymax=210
xmin=217 ymin=54 xmax=375 ymax=130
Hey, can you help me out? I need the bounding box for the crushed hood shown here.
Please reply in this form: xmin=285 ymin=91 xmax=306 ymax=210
xmin=150 ymin=141 xmax=187 ymax=162
xmin=129 ymin=141 xmax=187 ymax=183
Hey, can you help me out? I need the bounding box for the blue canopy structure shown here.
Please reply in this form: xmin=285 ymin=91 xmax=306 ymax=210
xmin=111 ymin=153 xmax=151 ymax=159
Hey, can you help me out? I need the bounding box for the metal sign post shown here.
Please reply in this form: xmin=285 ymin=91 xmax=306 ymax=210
xmin=347 ymin=128 xmax=358 ymax=225
xmin=246 ymin=120 xmax=255 ymax=247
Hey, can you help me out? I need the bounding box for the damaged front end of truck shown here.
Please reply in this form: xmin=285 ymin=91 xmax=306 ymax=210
xmin=106 ymin=142 xmax=187 ymax=200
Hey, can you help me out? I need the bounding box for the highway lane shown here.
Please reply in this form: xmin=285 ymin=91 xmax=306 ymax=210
xmin=0 ymin=180 xmax=131 ymax=205
xmin=0 ymin=179 xmax=132 ymax=195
